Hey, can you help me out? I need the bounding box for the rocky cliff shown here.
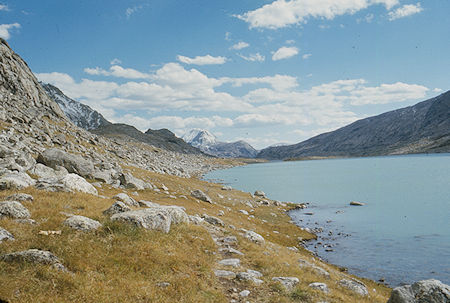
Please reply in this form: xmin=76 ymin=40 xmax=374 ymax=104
xmin=258 ymin=91 xmax=450 ymax=160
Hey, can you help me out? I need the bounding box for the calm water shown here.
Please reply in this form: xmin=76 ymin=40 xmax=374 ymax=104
xmin=205 ymin=154 xmax=450 ymax=286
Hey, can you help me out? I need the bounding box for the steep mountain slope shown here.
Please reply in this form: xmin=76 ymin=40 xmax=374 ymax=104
xmin=41 ymin=83 xmax=111 ymax=130
xmin=258 ymin=91 xmax=450 ymax=160
xmin=92 ymin=123 xmax=203 ymax=155
xmin=183 ymin=129 xmax=258 ymax=158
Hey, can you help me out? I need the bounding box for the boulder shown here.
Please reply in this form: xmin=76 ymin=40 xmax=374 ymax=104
xmin=0 ymin=227 xmax=14 ymax=242
xmin=298 ymin=259 xmax=330 ymax=278
xmin=272 ymin=277 xmax=299 ymax=290
xmin=63 ymin=215 xmax=102 ymax=231
xmin=244 ymin=230 xmax=265 ymax=245
xmin=254 ymin=190 xmax=266 ymax=198
xmin=1 ymin=249 xmax=66 ymax=271
xmin=61 ymin=174 xmax=98 ymax=195
xmin=113 ymin=193 xmax=139 ymax=207
xmin=29 ymin=163 xmax=64 ymax=179
xmin=35 ymin=177 xmax=67 ymax=192
xmin=214 ymin=269 xmax=236 ymax=279
xmin=37 ymin=148 xmax=94 ymax=178
xmin=309 ymin=282 xmax=329 ymax=293
xmin=0 ymin=201 xmax=31 ymax=219
xmin=237 ymin=270 xmax=263 ymax=285
xmin=202 ymin=214 xmax=224 ymax=227
xmin=103 ymin=201 xmax=132 ymax=216
xmin=191 ymin=190 xmax=212 ymax=203
xmin=119 ymin=173 xmax=151 ymax=190
xmin=0 ymin=171 xmax=36 ymax=190
xmin=339 ymin=278 xmax=368 ymax=296
xmin=218 ymin=258 xmax=240 ymax=268
xmin=111 ymin=209 xmax=172 ymax=233
xmin=387 ymin=279 xmax=450 ymax=303
xmin=6 ymin=193 xmax=33 ymax=202
xmin=138 ymin=200 xmax=161 ymax=208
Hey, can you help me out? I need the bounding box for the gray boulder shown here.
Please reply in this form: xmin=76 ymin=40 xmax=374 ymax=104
xmin=309 ymin=282 xmax=329 ymax=294
xmin=339 ymin=278 xmax=368 ymax=296
xmin=29 ymin=163 xmax=65 ymax=179
xmin=1 ymin=249 xmax=66 ymax=271
xmin=119 ymin=173 xmax=151 ymax=190
xmin=111 ymin=209 xmax=172 ymax=233
xmin=387 ymin=279 xmax=450 ymax=303
xmin=6 ymin=193 xmax=33 ymax=202
xmin=218 ymin=258 xmax=240 ymax=268
xmin=191 ymin=190 xmax=212 ymax=203
xmin=254 ymin=190 xmax=266 ymax=198
xmin=37 ymin=148 xmax=94 ymax=178
xmin=272 ymin=277 xmax=299 ymax=290
xmin=61 ymin=173 xmax=98 ymax=195
xmin=63 ymin=215 xmax=102 ymax=231
xmin=103 ymin=201 xmax=132 ymax=216
xmin=202 ymin=214 xmax=224 ymax=227
xmin=35 ymin=177 xmax=67 ymax=192
xmin=0 ymin=171 xmax=36 ymax=190
xmin=244 ymin=230 xmax=265 ymax=245
xmin=237 ymin=270 xmax=263 ymax=285
xmin=0 ymin=227 xmax=14 ymax=242
xmin=0 ymin=201 xmax=31 ymax=219
xmin=113 ymin=193 xmax=139 ymax=207
xmin=214 ymin=269 xmax=236 ymax=279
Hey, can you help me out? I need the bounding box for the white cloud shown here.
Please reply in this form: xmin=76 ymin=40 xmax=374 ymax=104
xmin=223 ymin=74 xmax=298 ymax=91
xmin=0 ymin=4 xmax=9 ymax=11
xmin=237 ymin=0 xmax=399 ymax=29
xmin=177 ymin=54 xmax=227 ymax=65
xmin=302 ymin=53 xmax=312 ymax=59
xmin=358 ymin=13 xmax=374 ymax=23
xmin=0 ymin=23 xmax=20 ymax=39
xmin=126 ymin=5 xmax=144 ymax=19
xmin=272 ymin=46 xmax=299 ymax=61
xmin=388 ymin=3 xmax=423 ymax=21
xmin=225 ymin=32 xmax=231 ymax=41
xmin=237 ymin=53 xmax=265 ymax=62
xmin=84 ymin=65 xmax=150 ymax=79
xmin=433 ymin=88 xmax=443 ymax=93
xmin=286 ymin=39 xmax=295 ymax=44
xmin=110 ymin=58 xmax=122 ymax=65
xmin=230 ymin=41 xmax=250 ymax=50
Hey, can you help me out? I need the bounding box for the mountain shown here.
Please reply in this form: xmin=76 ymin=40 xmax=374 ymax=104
xmin=257 ymin=91 xmax=450 ymax=160
xmin=183 ymin=129 xmax=258 ymax=158
xmin=41 ymin=83 xmax=111 ymax=130
xmin=92 ymin=123 xmax=203 ymax=155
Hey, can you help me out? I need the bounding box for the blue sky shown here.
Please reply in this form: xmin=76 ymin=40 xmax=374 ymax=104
xmin=1 ymin=0 xmax=449 ymax=148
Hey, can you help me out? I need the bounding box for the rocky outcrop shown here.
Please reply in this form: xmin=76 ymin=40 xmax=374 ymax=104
xmin=387 ymin=279 xmax=450 ymax=303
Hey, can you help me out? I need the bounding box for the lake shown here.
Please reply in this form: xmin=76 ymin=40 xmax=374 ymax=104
xmin=205 ymin=154 xmax=450 ymax=286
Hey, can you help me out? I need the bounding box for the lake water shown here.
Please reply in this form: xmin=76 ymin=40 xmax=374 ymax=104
xmin=205 ymin=154 xmax=450 ymax=286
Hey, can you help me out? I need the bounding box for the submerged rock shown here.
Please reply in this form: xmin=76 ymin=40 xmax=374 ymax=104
xmin=387 ymin=279 xmax=450 ymax=303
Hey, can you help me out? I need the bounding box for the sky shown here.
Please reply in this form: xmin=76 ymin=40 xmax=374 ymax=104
xmin=1 ymin=0 xmax=449 ymax=149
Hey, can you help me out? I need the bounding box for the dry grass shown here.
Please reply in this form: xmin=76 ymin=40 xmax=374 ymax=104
xmin=0 ymin=166 xmax=391 ymax=302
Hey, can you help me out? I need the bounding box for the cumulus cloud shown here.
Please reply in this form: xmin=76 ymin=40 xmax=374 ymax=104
xmin=272 ymin=46 xmax=299 ymax=61
xmin=0 ymin=23 xmax=20 ymax=39
xmin=237 ymin=0 xmax=399 ymax=29
xmin=177 ymin=54 xmax=227 ymax=65
xmin=230 ymin=41 xmax=250 ymax=50
xmin=84 ymin=65 xmax=150 ymax=79
xmin=388 ymin=3 xmax=422 ymax=21
xmin=237 ymin=53 xmax=265 ymax=62
xmin=348 ymin=82 xmax=429 ymax=105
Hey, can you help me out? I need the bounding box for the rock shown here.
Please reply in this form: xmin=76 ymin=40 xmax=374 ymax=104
xmin=157 ymin=206 xmax=189 ymax=224
xmin=239 ymin=290 xmax=250 ymax=297
xmin=156 ymin=282 xmax=170 ymax=288
xmin=0 ymin=171 xmax=36 ymax=190
xmin=221 ymin=186 xmax=232 ymax=190
xmin=1 ymin=249 xmax=66 ymax=271
xmin=15 ymin=218 xmax=37 ymax=225
xmin=217 ymin=210 xmax=225 ymax=216
xmin=63 ymin=215 xmax=102 ymax=231
xmin=218 ymin=258 xmax=240 ymax=268
xmin=188 ymin=215 xmax=204 ymax=225
xmin=119 ymin=173 xmax=151 ymax=190
xmin=219 ymin=247 xmax=244 ymax=256
xmin=191 ymin=190 xmax=212 ymax=203
xmin=0 ymin=227 xmax=14 ymax=242
xmin=0 ymin=201 xmax=31 ymax=219
xmin=387 ymin=279 xmax=450 ymax=303
xmin=254 ymin=190 xmax=266 ymax=198
xmin=61 ymin=173 xmax=98 ymax=195
xmin=214 ymin=269 xmax=236 ymax=279
xmin=92 ymin=170 xmax=113 ymax=184
xmin=309 ymin=282 xmax=329 ymax=293
xmin=5 ymin=193 xmax=33 ymax=202
xmin=113 ymin=193 xmax=139 ymax=207
xmin=236 ymin=270 xmax=263 ymax=285
xmin=350 ymin=201 xmax=365 ymax=206
xmin=202 ymin=214 xmax=225 ymax=227
xmin=29 ymin=163 xmax=62 ymax=179
xmin=138 ymin=200 xmax=161 ymax=208
xmin=272 ymin=277 xmax=299 ymax=290
xmin=244 ymin=230 xmax=265 ymax=245
xmin=298 ymin=259 xmax=330 ymax=278
xmin=239 ymin=209 xmax=249 ymax=215
xmin=35 ymin=177 xmax=67 ymax=192
xmin=339 ymin=279 xmax=368 ymax=296
xmin=103 ymin=201 xmax=132 ymax=216
xmin=111 ymin=209 xmax=172 ymax=233
xmin=37 ymin=148 xmax=94 ymax=178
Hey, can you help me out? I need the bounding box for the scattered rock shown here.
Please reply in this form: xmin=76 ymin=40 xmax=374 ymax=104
xmin=156 ymin=282 xmax=171 ymax=288
xmin=113 ymin=193 xmax=139 ymax=207
xmin=202 ymin=214 xmax=225 ymax=227
xmin=244 ymin=230 xmax=265 ymax=245
xmin=236 ymin=270 xmax=263 ymax=285
xmin=349 ymin=201 xmax=365 ymax=206
xmin=387 ymin=279 xmax=450 ymax=303
xmin=37 ymin=148 xmax=94 ymax=178
xmin=214 ymin=269 xmax=236 ymax=279
xmin=0 ymin=227 xmax=14 ymax=242
xmin=339 ymin=278 xmax=368 ymax=296
xmin=61 ymin=174 xmax=98 ymax=195
xmin=1 ymin=249 xmax=66 ymax=271
xmin=309 ymin=282 xmax=329 ymax=294
xmin=218 ymin=258 xmax=240 ymax=268
xmin=63 ymin=215 xmax=102 ymax=231
xmin=0 ymin=201 xmax=31 ymax=219
xmin=103 ymin=201 xmax=132 ymax=216
xmin=0 ymin=171 xmax=36 ymax=190
xmin=239 ymin=209 xmax=249 ymax=215
xmin=191 ymin=190 xmax=212 ymax=203
xmin=272 ymin=277 xmax=299 ymax=290
xmin=5 ymin=193 xmax=33 ymax=202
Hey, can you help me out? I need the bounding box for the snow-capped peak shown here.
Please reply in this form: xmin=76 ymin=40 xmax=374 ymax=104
xmin=182 ymin=129 xmax=217 ymax=148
